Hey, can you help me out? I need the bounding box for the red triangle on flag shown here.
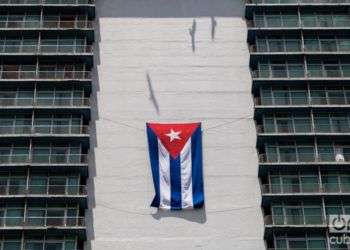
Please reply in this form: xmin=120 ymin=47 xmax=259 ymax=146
xmin=148 ymin=123 xmax=200 ymax=159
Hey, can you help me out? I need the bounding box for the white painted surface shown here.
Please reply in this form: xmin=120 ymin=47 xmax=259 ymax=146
xmin=89 ymin=1 xmax=264 ymax=249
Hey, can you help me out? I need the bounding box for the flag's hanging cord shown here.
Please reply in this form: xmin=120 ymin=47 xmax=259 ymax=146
xmin=98 ymin=116 xmax=254 ymax=133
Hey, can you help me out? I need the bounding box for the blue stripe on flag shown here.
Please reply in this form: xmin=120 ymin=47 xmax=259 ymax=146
xmin=191 ymin=126 xmax=204 ymax=208
xmin=146 ymin=125 xmax=160 ymax=208
xmin=170 ymin=156 xmax=182 ymax=210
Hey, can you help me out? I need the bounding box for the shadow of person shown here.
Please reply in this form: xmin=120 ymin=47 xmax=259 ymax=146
xmin=151 ymin=207 xmax=207 ymax=224
xmin=189 ymin=19 xmax=197 ymax=52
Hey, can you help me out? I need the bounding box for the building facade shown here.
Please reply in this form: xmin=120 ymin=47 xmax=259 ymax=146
xmin=3 ymin=0 xmax=350 ymax=249
xmin=246 ymin=0 xmax=350 ymax=249
xmin=0 ymin=0 xmax=94 ymax=249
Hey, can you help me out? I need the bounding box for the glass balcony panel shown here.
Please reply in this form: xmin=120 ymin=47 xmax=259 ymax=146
xmin=282 ymin=177 xmax=300 ymax=193
xmin=285 ymin=208 xmax=303 ymax=224
xmin=291 ymin=91 xmax=308 ymax=105
xmin=3 ymin=242 xmax=21 ymax=250
xmin=297 ymin=147 xmax=315 ymax=162
xmin=321 ymin=40 xmax=337 ymax=52
xmin=343 ymin=148 xmax=350 ymax=161
xmin=304 ymin=207 xmax=323 ymax=224
xmin=254 ymin=15 xmax=265 ymax=27
xmin=32 ymin=148 xmax=50 ymax=163
xmin=276 ymin=119 xmax=292 ymax=133
xmin=315 ymin=117 xmax=331 ymax=132
xmin=302 ymin=15 xmax=317 ymax=27
xmin=48 ymin=178 xmax=66 ymax=195
xmin=280 ymin=148 xmax=297 ymax=162
xmin=269 ymin=40 xmax=284 ymax=52
xmin=25 ymin=242 xmax=44 ymax=250
xmin=36 ymin=92 xmax=54 ymax=106
xmin=288 ymin=65 xmax=304 ymax=78
xmin=342 ymin=65 xmax=350 ymax=77
xmin=318 ymin=146 xmax=335 ymax=162
xmin=285 ymin=40 xmax=301 ymax=52
xmin=266 ymin=146 xmax=278 ymax=162
xmin=29 ymin=177 xmax=47 ymax=194
xmin=294 ymin=118 xmax=311 ymax=133
xmin=272 ymin=207 xmax=284 ymax=225
xmin=283 ymin=15 xmax=299 ymax=27
xmin=270 ymin=177 xmax=281 ymax=193
xmin=67 ymin=177 xmax=79 ymax=195
xmin=323 ymin=176 xmax=340 ymax=193
xmin=46 ymin=243 xmax=64 ymax=250
xmin=17 ymin=91 xmax=33 ymax=106
xmin=339 ymin=176 xmax=350 ymax=193
xmin=301 ymin=176 xmax=319 ymax=192
xmin=339 ymin=39 xmax=350 ymax=51
xmin=307 ymin=65 xmax=323 ymax=77
xmin=308 ymin=240 xmax=327 ymax=250
xmin=318 ymin=15 xmax=333 ymax=27
xmin=263 ymin=118 xmax=275 ymax=133
xmin=325 ymin=66 xmax=341 ymax=77
xmin=333 ymin=15 xmax=350 ymax=27
xmin=311 ymin=90 xmax=327 ymax=105
xmin=266 ymin=15 xmax=281 ymax=27
xmin=332 ymin=117 xmax=350 ymax=132
xmin=26 ymin=210 xmax=45 ymax=226
xmin=256 ymin=39 xmax=268 ymax=52
xmin=46 ymin=210 xmax=64 ymax=226
xmin=6 ymin=209 xmax=23 ymax=226
xmin=12 ymin=148 xmax=29 ymax=163
xmin=271 ymin=66 xmax=287 ymax=78
xmin=304 ymin=39 xmax=320 ymax=52
xmin=274 ymin=91 xmax=290 ymax=105
xmin=9 ymin=178 xmax=26 ymax=195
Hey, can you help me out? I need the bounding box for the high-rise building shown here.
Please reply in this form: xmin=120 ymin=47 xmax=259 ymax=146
xmin=4 ymin=0 xmax=350 ymax=250
xmin=0 ymin=0 xmax=94 ymax=249
xmin=247 ymin=0 xmax=350 ymax=249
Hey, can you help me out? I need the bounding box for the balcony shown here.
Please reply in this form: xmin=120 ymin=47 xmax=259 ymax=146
xmin=251 ymin=69 xmax=350 ymax=79
xmin=259 ymin=152 xmax=350 ymax=163
xmin=261 ymin=183 xmax=350 ymax=194
xmin=256 ymin=123 xmax=350 ymax=135
xmin=264 ymin=215 xmax=327 ymax=226
xmin=0 ymin=125 xmax=89 ymax=136
xmin=0 ymin=71 xmax=91 ymax=80
xmin=0 ymin=184 xmax=86 ymax=196
xmin=0 ymin=0 xmax=94 ymax=4
xmin=254 ymin=96 xmax=350 ymax=106
xmin=0 ymin=20 xmax=93 ymax=30
xmin=0 ymin=216 xmax=84 ymax=228
xmin=0 ymin=154 xmax=88 ymax=165
xmin=0 ymin=97 xmax=90 ymax=107
xmin=247 ymin=0 xmax=350 ymax=4
xmin=0 ymin=45 xmax=93 ymax=55
xmin=249 ymin=43 xmax=350 ymax=54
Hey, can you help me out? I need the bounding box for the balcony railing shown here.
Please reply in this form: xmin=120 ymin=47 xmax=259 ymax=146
xmin=0 ymin=21 xmax=93 ymax=29
xmin=265 ymin=215 xmax=327 ymax=225
xmin=0 ymin=125 xmax=89 ymax=135
xmin=0 ymin=154 xmax=88 ymax=164
xmin=249 ymin=44 xmax=350 ymax=53
xmin=0 ymin=0 xmax=94 ymax=4
xmin=0 ymin=45 xmax=93 ymax=54
xmin=0 ymin=185 xmax=86 ymax=195
xmin=259 ymin=152 xmax=350 ymax=163
xmin=254 ymin=97 xmax=350 ymax=106
xmin=0 ymin=71 xmax=91 ymax=80
xmin=247 ymin=0 xmax=350 ymax=4
xmin=262 ymin=183 xmax=350 ymax=194
xmin=0 ymin=216 xmax=84 ymax=227
xmin=247 ymin=19 xmax=350 ymax=29
xmin=0 ymin=97 xmax=90 ymax=107
xmin=257 ymin=123 xmax=350 ymax=134
xmin=252 ymin=69 xmax=350 ymax=79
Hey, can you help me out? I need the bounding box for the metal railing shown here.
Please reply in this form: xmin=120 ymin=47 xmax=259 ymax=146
xmin=0 ymin=125 xmax=89 ymax=135
xmin=0 ymin=185 xmax=86 ymax=195
xmin=259 ymin=152 xmax=350 ymax=163
xmin=262 ymin=183 xmax=350 ymax=194
xmin=0 ymin=20 xmax=93 ymax=29
xmin=247 ymin=19 xmax=350 ymax=28
xmin=257 ymin=123 xmax=350 ymax=134
xmin=265 ymin=215 xmax=327 ymax=225
xmin=0 ymin=45 xmax=93 ymax=54
xmin=0 ymin=154 xmax=88 ymax=164
xmin=254 ymin=97 xmax=350 ymax=106
xmin=0 ymin=97 xmax=90 ymax=107
xmin=251 ymin=69 xmax=350 ymax=79
xmin=0 ymin=216 xmax=84 ymax=227
xmin=249 ymin=44 xmax=350 ymax=53
xmin=0 ymin=71 xmax=91 ymax=80
xmin=0 ymin=0 xmax=94 ymax=4
xmin=247 ymin=0 xmax=350 ymax=3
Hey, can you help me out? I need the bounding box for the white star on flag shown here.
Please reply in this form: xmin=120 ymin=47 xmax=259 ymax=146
xmin=165 ymin=129 xmax=182 ymax=142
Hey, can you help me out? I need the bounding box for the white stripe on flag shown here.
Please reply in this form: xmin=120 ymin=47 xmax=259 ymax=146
xmin=157 ymin=139 xmax=171 ymax=209
xmin=180 ymin=138 xmax=193 ymax=209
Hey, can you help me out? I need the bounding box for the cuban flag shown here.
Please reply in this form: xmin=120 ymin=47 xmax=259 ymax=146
xmin=146 ymin=122 xmax=204 ymax=210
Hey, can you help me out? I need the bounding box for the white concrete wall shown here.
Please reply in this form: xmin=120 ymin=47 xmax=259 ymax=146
xmin=89 ymin=1 xmax=265 ymax=249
